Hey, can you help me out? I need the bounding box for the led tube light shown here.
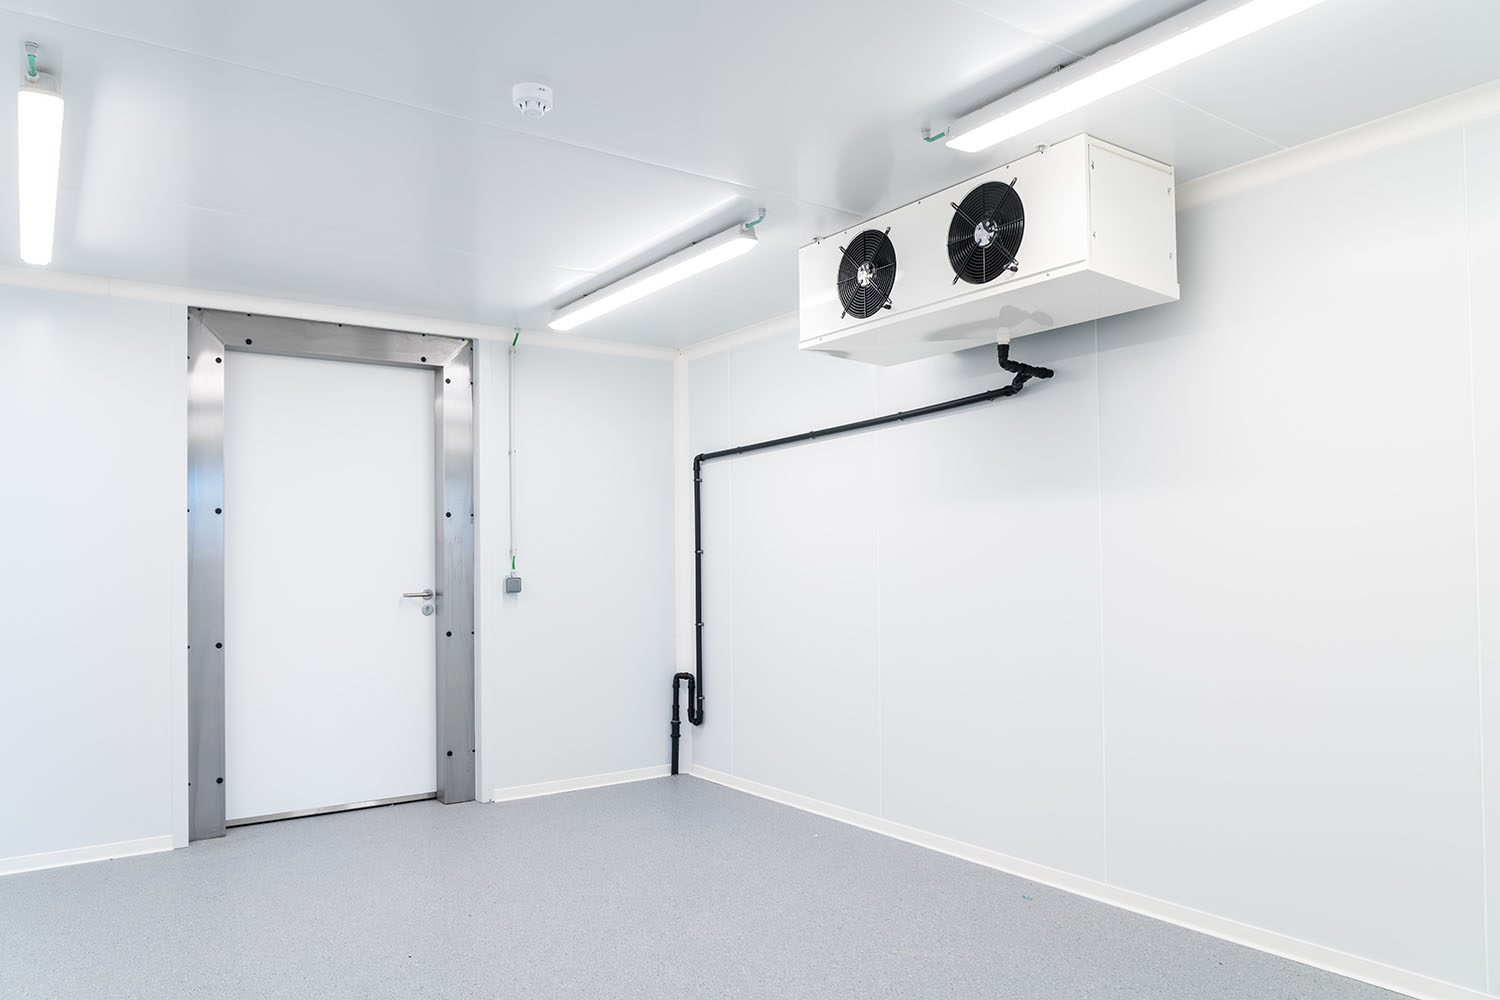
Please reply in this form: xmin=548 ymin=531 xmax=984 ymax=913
xmin=549 ymin=223 xmax=758 ymax=331
xmin=947 ymin=0 xmax=1329 ymax=153
xmin=18 ymin=78 xmax=64 ymax=266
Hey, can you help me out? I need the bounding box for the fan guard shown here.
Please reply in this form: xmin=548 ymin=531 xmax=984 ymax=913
xmin=836 ymin=228 xmax=897 ymax=319
xmin=948 ymin=181 xmax=1024 ymax=285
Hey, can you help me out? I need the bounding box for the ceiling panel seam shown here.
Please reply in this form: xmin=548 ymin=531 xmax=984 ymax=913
xmin=945 ymin=0 xmax=1072 ymax=50
xmin=159 ymin=201 xmax=604 ymax=275
xmin=1140 ymin=84 xmax=1288 ymax=150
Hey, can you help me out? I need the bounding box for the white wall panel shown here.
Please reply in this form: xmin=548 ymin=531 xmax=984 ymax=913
xmin=721 ymin=337 xmax=882 ymax=812
xmin=476 ymin=343 xmax=674 ymax=790
xmin=688 ymin=126 xmax=1497 ymax=991
xmin=1464 ymin=112 xmax=1500 ymax=996
xmin=694 ymin=327 xmax=1109 ymax=861
xmin=724 ymin=336 xmax=880 ymax=443
xmin=1098 ymin=130 xmax=1485 ymax=987
xmin=688 ymin=353 xmax=736 ymax=771
xmin=875 ymin=327 xmax=1106 ymax=877
xmin=0 ymin=287 xmax=184 ymax=859
xmin=728 ymin=437 xmax=882 ymax=813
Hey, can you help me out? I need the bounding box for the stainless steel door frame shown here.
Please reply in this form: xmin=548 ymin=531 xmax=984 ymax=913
xmin=187 ymin=308 xmax=476 ymax=842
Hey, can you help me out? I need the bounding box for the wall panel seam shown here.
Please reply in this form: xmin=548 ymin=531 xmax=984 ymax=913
xmin=1461 ymin=123 xmax=1494 ymax=994
xmin=1092 ymin=318 xmax=1110 ymax=883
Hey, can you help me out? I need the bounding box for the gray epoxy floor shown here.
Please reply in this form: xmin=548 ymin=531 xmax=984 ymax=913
xmin=1 ymin=777 xmax=1403 ymax=1000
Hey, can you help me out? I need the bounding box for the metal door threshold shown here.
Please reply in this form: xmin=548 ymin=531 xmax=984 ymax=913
xmin=225 ymin=791 xmax=437 ymax=828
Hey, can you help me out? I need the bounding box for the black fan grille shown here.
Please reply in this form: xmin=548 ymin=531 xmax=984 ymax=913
xmin=948 ymin=181 xmax=1024 ymax=285
xmin=836 ymin=229 xmax=897 ymax=319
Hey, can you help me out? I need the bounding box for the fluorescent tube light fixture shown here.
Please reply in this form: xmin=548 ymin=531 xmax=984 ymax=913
xmin=549 ymin=221 xmax=759 ymax=331
xmin=946 ymin=0 xmax=1329 ymax=153
xmin=18 ymin=42 xmax=63 ymax=266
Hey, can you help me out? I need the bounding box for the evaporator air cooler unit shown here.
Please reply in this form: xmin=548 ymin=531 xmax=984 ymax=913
xmin=798 ymin=134 xmax=1179 ymax=365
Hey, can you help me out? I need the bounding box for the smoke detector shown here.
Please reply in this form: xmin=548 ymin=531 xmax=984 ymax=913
xmin=512 ymin=82 xmax=553 ymax=119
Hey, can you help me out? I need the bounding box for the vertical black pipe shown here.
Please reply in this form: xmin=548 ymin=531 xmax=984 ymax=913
xmin=669 ymin=460 xmax=706 ymax=775
xmin=692 ymin=455 xmax=705 ymax=724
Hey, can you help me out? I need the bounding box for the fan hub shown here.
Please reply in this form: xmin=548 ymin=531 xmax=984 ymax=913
xmin=973 ymin=218 xmax=1000 ymax=249
xmin=854 ymin=261 xmax=878 ymax=288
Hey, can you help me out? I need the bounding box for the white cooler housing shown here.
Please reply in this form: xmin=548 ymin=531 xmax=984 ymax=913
xmin=798 ymin=134 xmax=1179 ymax=366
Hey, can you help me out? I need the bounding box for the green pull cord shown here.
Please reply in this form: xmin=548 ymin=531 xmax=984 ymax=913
xmin=511 ymin=329 xmax=520 ymax=346
xmin=745 ymin=212 xmax=765 ymax=228
xmin=922 ymin=130 xmax=946 ymax=143
xmin=26 ymin=52 xmax=36 ymax=79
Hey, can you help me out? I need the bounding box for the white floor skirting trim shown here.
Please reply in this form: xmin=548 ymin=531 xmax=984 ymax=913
xmin=690 ymin=766 xmax=1493 ymax=1000
xmin=490 ymin=765 xmax=672 ymax=804
xmin=0 ymin=835 xmax=175 ymax=878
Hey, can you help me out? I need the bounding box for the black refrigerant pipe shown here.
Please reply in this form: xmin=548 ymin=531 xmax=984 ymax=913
xmin=669 ymin=342 xmax=1055 ymax=774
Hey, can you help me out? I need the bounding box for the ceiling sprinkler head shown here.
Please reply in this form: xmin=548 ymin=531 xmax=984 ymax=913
xmin=512 ymin=82 xmax=553 ymax=119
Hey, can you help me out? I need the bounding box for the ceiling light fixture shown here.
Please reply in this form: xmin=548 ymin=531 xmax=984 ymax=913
xmin=18 ymin=41 xmax=64 ymax=266
xmin=946 ymin=0 xmax=1329 ymax=153
xmin=549 ymin=218 xmax=761 ymax=332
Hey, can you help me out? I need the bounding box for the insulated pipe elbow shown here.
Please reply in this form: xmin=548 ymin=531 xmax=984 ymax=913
xmin=673 ymin=671 xmax=699 ymax=722
xmin=670 ymin=671 xmax=699 ymax=775
xmin=997 ymin=342 xmax=1054 ymax=381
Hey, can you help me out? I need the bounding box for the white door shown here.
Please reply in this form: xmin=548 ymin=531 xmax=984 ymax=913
xmin=223 ymin=352 xmax=437 ymax=822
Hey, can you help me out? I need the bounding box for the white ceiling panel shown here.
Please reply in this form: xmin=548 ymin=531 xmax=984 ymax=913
xmin=2 ymin=9 xmax=861 ymax=343
xmin=3 ymin=0 xmax=1060 ymax=212
xmin=59 ymin=195 xmax=591 ymax=329
xmin=952 ymin=0 xmax=1197 ymax=54
xmin=1149 ymin=0 xmax=1500 ymax=149
xmin=0 ymin=0 xmax=1497 ymax=347
xmin=47 ymin=22 xmax=747 ymax=272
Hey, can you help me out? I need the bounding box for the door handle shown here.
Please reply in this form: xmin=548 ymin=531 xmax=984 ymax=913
xmin=402 ymin=589 xmax=435 ymax=599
